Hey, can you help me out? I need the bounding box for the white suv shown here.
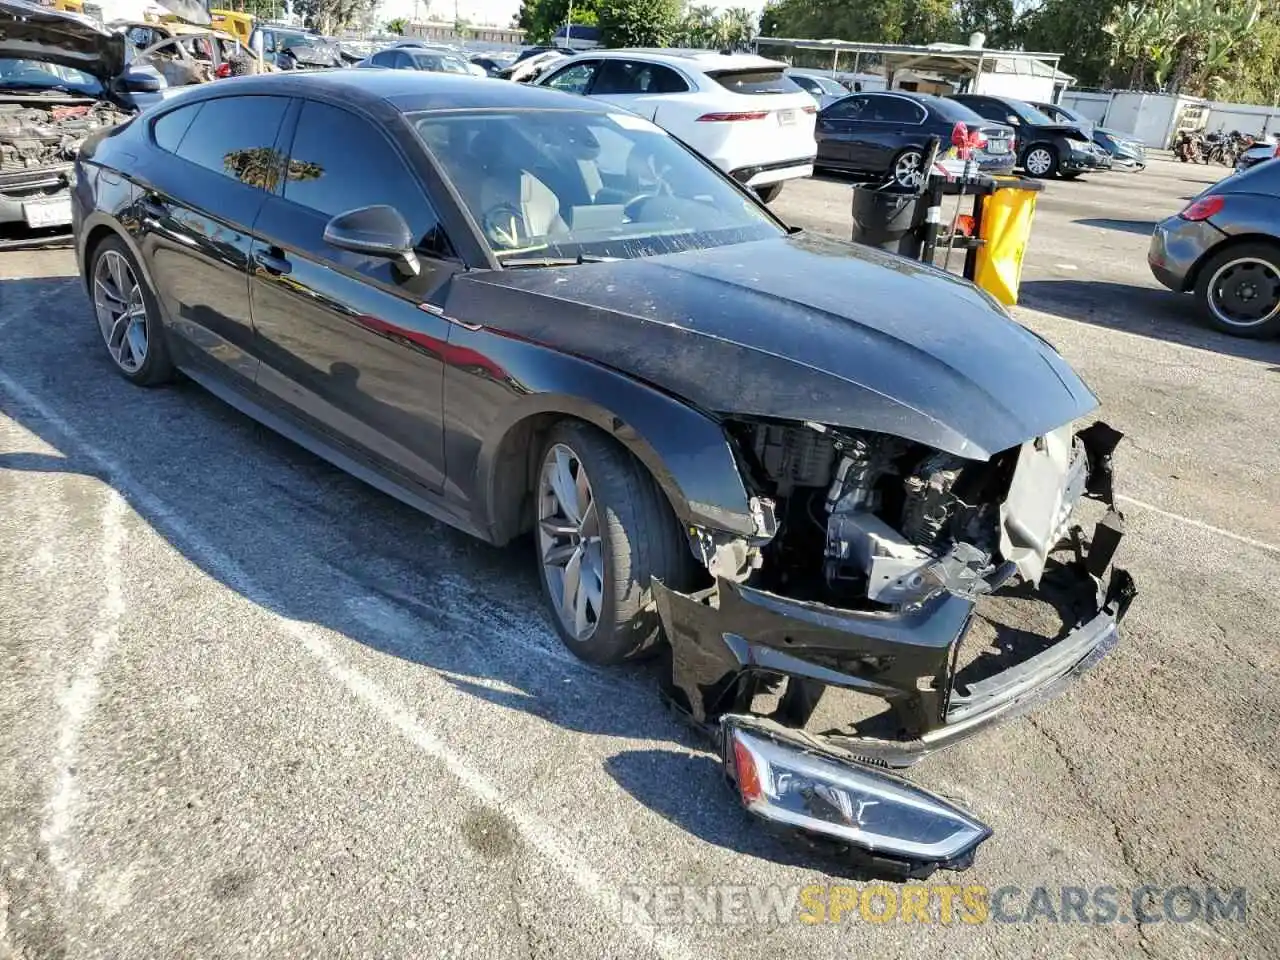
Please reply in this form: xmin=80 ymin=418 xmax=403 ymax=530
xmin=536 ymin=49 xmax=817 ymax=202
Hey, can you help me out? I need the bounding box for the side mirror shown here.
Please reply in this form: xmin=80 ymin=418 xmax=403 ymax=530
xmin=1006 ymin=114 xmax=1021 ymax=125
xmin=119 ymin=67 xmax=165 ymax=93
xmin=323 ymin=204 xmax=420 ymax=277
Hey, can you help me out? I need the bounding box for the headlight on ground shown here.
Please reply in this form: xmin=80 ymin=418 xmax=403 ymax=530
xmin=722 ymin=719 xmax=992 ymax=867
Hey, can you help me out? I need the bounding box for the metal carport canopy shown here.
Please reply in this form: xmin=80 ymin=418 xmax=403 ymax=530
xmin=751 ymin=37 xmax=1067 ymax=89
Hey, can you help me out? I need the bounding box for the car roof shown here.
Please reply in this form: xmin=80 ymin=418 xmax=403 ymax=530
xmin=559 ymin=48 xmax=786 ymax=72
xmin=182 ymin=69 xmax=618 ymax=114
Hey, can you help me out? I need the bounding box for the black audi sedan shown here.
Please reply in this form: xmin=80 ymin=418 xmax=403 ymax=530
xmin=815 ymin=91 xmax=1016 ymax=187
xmin=949 ymin=93 xmax=1104 ymax=178
xmin=71 ymin=70 xmax=1133 ymax=872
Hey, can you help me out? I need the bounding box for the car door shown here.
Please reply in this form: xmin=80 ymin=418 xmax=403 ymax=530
xmin=587 ymin=59 xmax=688 ymax=121
xmin=815 ymin=95 xmax=869 ymax=167
xmin=136 ymin=94 xmax=291 ymax=390
xmin=859 ymin=94 xmax=928 ymax=172
xmin=248 ymin=98 xmax=463 ymax=492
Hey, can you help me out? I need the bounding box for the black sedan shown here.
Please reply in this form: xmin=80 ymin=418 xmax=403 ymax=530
xmin=72 ymin=69 xmax=1133 ymax=872
xmin=949 ymin=93 xmax=1104 ymax=178
xmin=1149 ymin=157 xmax=1280 ymax=338
xmin=815 ymin=91 xmax=1015 ymax=187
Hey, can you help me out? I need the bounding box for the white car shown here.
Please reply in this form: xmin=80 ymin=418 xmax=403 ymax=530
xmin=536 ymin=49 xmax=817 ymax=202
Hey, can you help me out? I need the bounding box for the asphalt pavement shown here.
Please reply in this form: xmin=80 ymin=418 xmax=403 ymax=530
xmin=2 ymin=157 xmax=1278 ymax=958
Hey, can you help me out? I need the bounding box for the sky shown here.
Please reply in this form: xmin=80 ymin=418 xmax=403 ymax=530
xmin=373 ymin=0 xmax=765 ymax=30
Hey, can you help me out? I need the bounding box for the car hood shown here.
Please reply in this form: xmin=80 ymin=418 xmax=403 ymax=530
xmin=0 ymin=0 xmax=210 ymax=80
xmin=0 ymin=0 xmax=127 ymax=79
xmin=1034 ymin=122 xmax=1092 ymax=141
xmin=454 ymin=233 xmax=1098 ymax=460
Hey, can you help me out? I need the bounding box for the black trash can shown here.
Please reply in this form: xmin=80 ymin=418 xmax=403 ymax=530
xmin=850 ymin=184 xmax=926 ymax=258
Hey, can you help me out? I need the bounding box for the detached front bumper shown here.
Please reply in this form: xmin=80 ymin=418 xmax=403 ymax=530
xmin=654 ymin=422 xmax=1136 ymax=873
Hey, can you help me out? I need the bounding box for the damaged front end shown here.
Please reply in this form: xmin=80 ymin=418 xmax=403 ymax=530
xmin=654 ymin=418 xmax=1135 ymax=875
xmin=0 ymin=100 xmax=129 ymax=240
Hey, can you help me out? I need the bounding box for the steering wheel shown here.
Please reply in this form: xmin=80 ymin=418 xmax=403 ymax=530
xmin=481 ymin=203 xmax=529 ymax=250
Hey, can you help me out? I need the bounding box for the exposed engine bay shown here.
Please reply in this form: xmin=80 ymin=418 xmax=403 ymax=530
xmin=654 ymin=417 xmax=1133 ymax=875
xmin=0 ymin=100 xmax=130 ymax=174
xmin=722 ymin=418 xmax=1094 ymax=610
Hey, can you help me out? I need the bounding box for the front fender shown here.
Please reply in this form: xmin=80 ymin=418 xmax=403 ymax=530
xmin=441 ymin=323 xmax=757 ymax=542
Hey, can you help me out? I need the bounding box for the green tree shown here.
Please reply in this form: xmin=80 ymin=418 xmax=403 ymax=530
xmin=294 ymin=0 xmax=377 ymax=34
xmin=597 ymin=0 xmax=680 ymax=46
xmin=517 ymin=0 xmax=600 ymax=44
xmin=384 ymin=16 xmax=408 ymax=34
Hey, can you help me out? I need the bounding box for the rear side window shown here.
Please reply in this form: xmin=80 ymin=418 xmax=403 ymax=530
xmin=865 ymin=96 xmax=926 ymax=123
xmin=171 ymin=95 xmax=290 ymax=190
xmin=593 ymin=60 xmax=689 ymax=95
xmin=152 ymin=102 xmax=201 ymax=153
xmin=282 ymin=100 xmax=452 ymax=256
xmin=705 ymin=69 xmax=801 ymax=95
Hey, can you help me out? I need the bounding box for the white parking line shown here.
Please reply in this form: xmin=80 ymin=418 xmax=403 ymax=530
xmin=0 ymin=369 xmax=696 ymax=960
xmin=1117 ymin=493 xmax=1280 ymax=557
xmin=41 ymin=488 xmax=127 ymax=894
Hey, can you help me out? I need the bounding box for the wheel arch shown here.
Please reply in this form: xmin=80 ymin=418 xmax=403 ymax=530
xmin=77 ymin=213 xmax=156 ymax=301
xmin=476 ymin=384 xmax=757 ymax=547
xmin=1184 ymin=232 xmax=1280 ymax=293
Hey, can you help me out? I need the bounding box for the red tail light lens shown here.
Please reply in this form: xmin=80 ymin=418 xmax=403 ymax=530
xmin=1180 ymin=195 xmax=1225 ymax=221
xmin=216 ymin=63 xmax=231 ymax=79
xmin=696 ymin=111 xmax=768 ymax=122
xmin=802 ymin=104 xmax=817 ymax=114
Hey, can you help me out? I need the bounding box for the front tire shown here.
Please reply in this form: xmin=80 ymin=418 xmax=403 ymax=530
xmin=535 ymin=421 xmax=696 ymax=665
xmin=1194 ymin=242 xmax=1280 ymax=339
xmin=1023 ymin=144 xmax=1058 ymax=178
xmin=89 ymin=235 xmax=174 ymax=386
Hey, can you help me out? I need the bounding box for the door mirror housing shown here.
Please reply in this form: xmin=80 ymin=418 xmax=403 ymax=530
xmin=323 ymin=205 xmax=420 ymax=277
xmin=1006 ymin=114 xmax=1021 ymax=125
xmin=118 ymin=67 xmax=165 ymax=93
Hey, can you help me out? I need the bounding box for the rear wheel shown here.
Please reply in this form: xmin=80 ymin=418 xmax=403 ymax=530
xmin=1024 ymin=144 xmax=1058 ymax=178
xmin=1195 ymin=242 xmax=1280 ymax=339
xmin=535 ymin=421 xmax=696 ymax=665
xmin=89 ymin=235 xmax=174 ymax=386
xmin=754 ymin=182 xmax=784 ymax=204
xmin=890 ymin=149 xmax=925 ymax=189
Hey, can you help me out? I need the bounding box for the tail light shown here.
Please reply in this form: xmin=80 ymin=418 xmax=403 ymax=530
xmin=801 ymin=105 xmax=817 ymax=114
xmin=1180 ymin=195 xmax=1224 ymax=221
xmin=216 ymin=63 xmax=231 ymax=79
xmin=696 ymin=111 xmax=768 ymax=122
xmin=1273 ymin=141 xmax=1280 ymax=158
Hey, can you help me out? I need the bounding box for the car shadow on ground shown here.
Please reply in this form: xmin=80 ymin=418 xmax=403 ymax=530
xmin=1018 ymin=279 xmax=1280 ymax=364
xmin=0 ymin=274 xmax=921 ymax=882
xmin=1072 ymin=218 xmax=1160 ymax=235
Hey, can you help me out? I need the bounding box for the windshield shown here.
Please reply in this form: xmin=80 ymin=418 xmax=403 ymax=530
xmin=0 ymin=58 xmax=105 ymax=96
xmin=413 ymin=109 xmax=781 ymax=262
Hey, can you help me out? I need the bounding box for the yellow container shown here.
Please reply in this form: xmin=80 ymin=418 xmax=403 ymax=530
xmin=973 ymin=177 xmax=1039 ymax=306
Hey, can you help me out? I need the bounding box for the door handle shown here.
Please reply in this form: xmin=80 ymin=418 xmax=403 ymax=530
xmin=254 ymin=248 xmax=292 ymax=276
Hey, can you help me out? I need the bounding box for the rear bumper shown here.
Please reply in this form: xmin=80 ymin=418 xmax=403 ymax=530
xmin=728 ymin=157 xmax=816 ymax=187
xmin=1148 ymin=215 xmax=1226 ymax=292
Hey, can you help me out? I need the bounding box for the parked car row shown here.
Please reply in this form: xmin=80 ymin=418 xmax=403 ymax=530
xmin=806 ymin=88 xmax=1142 ymax=189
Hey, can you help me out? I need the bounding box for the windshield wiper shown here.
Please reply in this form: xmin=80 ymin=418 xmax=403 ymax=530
xmin=499 ymin=254 xmax=618 ymax=268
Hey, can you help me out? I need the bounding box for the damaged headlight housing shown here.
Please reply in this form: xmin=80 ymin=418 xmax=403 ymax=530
xmin=722 ymin=719 xmax=992 ymax=867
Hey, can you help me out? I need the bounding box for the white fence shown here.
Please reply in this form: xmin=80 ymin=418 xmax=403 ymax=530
xmin=1061 ymin=89 xmax=1280 ymax=148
